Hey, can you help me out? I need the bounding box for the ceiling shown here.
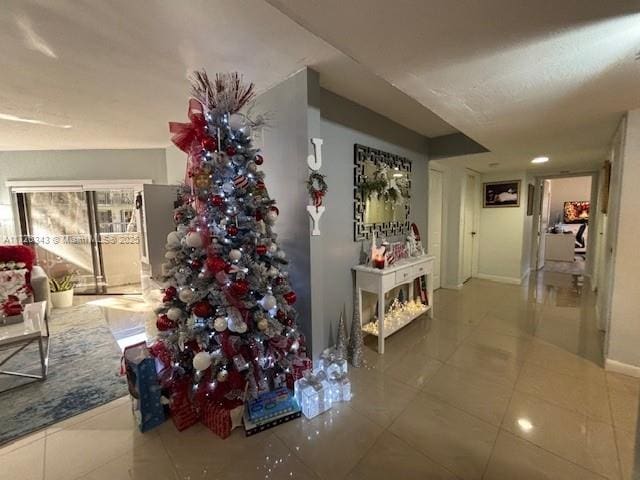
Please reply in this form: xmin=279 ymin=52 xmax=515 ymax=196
xmin=2 ymin=1 xmax=640 ymax=174
xmin=0 ymin=0 xmax=453 ymax=151
xmin=268 ymin=0 xmax=640 ymax=172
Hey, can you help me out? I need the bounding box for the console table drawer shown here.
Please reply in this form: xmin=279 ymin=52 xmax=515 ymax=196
xmin=395 ymin=266 xmax=413 ymax=285
xmin=413 ymin=261 xmax=429 ymax=277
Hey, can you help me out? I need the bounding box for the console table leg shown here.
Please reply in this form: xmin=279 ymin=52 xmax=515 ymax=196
xmin=378 ymin=295 xmax=385 ymax=354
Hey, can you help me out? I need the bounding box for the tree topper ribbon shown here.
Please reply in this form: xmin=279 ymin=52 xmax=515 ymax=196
xmin=168 ymin=99 xmax=207 ymax=154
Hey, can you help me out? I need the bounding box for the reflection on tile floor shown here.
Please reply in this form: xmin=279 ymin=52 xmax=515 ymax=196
xmin=1 ymin=271 xmax=638 ymax=479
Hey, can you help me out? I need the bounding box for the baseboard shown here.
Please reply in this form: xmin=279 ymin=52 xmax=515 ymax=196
xmin=605 ymin=358 xmax=640 ymax=378
xmin=441 ymin=283 xmax=464 ymax=290
xmin=475 ymin=273 xmax=522 ymax=285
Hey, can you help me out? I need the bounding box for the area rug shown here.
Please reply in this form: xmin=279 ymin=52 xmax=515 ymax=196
xmin=0 ymin=304 xmax=128 ymax=445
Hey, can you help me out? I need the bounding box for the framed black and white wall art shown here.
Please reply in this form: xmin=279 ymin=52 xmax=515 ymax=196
xmin=483 ymin=180 xmax=521 ymax=208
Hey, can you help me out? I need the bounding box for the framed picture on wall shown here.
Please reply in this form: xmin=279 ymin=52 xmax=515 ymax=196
xmin=483 ymin=180 xmax=521 ymax=208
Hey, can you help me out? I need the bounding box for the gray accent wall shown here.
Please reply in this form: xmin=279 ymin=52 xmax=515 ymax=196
xmin=252 ymin=69 xmax=316 ymax=356
xmin=317 ymin=88 xmax=429 ymax=351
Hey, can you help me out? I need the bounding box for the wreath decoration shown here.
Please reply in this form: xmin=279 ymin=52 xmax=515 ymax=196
xmin=307 ymin=171 xmax=328 ymax=207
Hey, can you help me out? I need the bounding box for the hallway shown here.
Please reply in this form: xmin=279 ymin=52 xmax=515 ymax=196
xmin=1 ymin=273 xmax=637 ymax=480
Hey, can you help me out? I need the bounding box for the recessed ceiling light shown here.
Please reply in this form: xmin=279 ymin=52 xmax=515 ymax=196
xmin=531 ymin=156 xmax=549 ymax=164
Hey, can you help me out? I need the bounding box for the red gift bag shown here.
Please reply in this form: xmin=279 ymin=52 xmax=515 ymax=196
xmin=170 ymin=378 xmax=199 ymax=431
xmin=201 ymin=400 xmax=244 ymax=439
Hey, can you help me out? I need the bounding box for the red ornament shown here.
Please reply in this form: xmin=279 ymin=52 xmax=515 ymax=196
xmin=269 ymin=206 xmax=279 ymax=216
xmin=224 ymin=262 xmax=233 ymax=274
xmin=192 ymin=301 xmax=213 ymax=318
xmin=255 ymin=211 xmax=263 ymax=222
xmin=212 ymin=195 xmax=224 ymax=207
xmin=233 ymin=175 xmax=249 ymax=189
xmin=255 ymin=181 xmax=265 ymax=191
xmin=255 ymin=245 xmax=267 ymax=256
xmin=226 ymin=146 xmax=237 ymax=156
xmin=190 ymin=259 xmax=203 ymax=271
xmin=201 ymin=136 xmax=217 ymax=151
xmin=254 ymin=154 xmax=264 ymax=165
xmin=156 ymin=314 xmax=176 ymax=331
xmin=163 ymin=286 xmax=177 ymax=303
xmin=226 ymin=225 xmax=238 ymax=236
xmin=229 ymin=279 xmax=249 ymax=298
xmin=283 ymin=291 xmax=297 ymax=305
xmin=274 ymin=276 xmax=285 ymax=286
xmin=276 ymin=309 xmax=286 ymax=321
xmin=206 ymin=256 xmax=226 ymax=274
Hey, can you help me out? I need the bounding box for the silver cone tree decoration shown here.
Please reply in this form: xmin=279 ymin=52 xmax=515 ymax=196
xmin=348 ymin=291 xmax=364 ymax=367
xmin=336 ymin=310 xmax=348 ymax=359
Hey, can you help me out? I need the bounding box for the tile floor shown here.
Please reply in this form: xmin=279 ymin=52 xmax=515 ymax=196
xmin=1 ymin=270 xmax=638 ymax=479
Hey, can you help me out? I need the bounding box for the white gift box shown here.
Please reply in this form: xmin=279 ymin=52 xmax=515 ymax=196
xmin=329 ymin=374 xmax=352 ymax=402
xmin=294 ymin=371 xmax=332 ymax=419
xmin=316 ymin=348 xmax=348 ymax=378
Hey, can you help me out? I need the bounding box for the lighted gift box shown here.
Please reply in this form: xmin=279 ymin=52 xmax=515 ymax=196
xmin=294 ymin=371 xmax=332 ymax=419
xmin=316 ymin=355 xmax=348 ymax=378
xmin=329 ymin=374 xmax=352 ymax=403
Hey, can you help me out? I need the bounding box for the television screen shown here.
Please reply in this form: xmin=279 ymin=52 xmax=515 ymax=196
xmin=564 ymin=201 xmax=590 ymax=223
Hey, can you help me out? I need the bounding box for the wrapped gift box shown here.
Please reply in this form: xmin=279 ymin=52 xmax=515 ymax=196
xmin=201 ymin=400 xmax=244 ymax=439
xmin=294 ymin=371 xmax=332 ymax=419
xmin=286 ymin=356 xmax=312 ymax=389
xmin=169 ymin=378 xmax=199 ymax=431
xmin=247 ymin=386 xmax=298 ymax=424
xmin=329 ymin=373 xmax=352 ymax=403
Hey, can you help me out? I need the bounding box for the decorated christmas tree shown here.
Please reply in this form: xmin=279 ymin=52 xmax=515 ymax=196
xmin=155 ymin=71 xmax=309 ymax=411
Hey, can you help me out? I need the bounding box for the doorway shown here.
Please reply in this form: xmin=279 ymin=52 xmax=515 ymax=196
xmin=533 ymin=175 xmax=594 ymax=275
xmin=428 ymin=169 xmax=444 ymax=289
xmin=462 ymin=173 xmax=478 ymax=282
xmin=14 ymin=186 xmax=142 ymax=294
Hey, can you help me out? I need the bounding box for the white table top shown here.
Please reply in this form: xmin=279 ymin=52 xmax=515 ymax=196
xmin=0 ymin=301 xmax=47 ymax=346
xmin=352 ymin=254 xmax=435 ymax=274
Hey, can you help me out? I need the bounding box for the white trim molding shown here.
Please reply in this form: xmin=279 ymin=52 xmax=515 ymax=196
xmin=475 ymin=273 xmax=522 ymax=285
xmin=605 ymin=358 xmax=640 ymax=378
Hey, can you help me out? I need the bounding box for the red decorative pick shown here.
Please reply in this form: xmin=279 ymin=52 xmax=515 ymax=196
xmin=226 ymin=225 xmax=238 ymax=236
xmin=256 ymin=245 xmax=267 ymax=256
xmin=190 ymin=259 xmax=203 ymax=271
xmin=283 ymin=291 xmax=297 ymax=305
xmin=229 ymin=279 xmax=249 ymax=298
xmin=226 ymin=146 xmax=237 ymax=156
xmin=254 ymin=154 xmax=264 ymax=165
xmin=276 ymin=310 xmax=286 ymax=321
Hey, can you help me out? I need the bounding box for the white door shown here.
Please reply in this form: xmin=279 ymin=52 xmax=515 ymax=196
xmin=462 ymin=174 xmax=476 ymax=281
xmin=537 ymin=180 xmax=552 ymax=269
xmin=428 ymin=169 xmax=443 ymax=289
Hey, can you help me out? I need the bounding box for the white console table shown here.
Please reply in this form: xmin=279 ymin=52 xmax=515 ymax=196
xmin=353 ymin=255 xmax=435 ymax=354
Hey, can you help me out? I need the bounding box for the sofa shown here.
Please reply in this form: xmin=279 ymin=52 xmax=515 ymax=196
xmin=0 ymin=245 xmax=51 ymax=319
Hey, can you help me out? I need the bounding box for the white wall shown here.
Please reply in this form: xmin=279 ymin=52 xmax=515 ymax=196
xmin=477 ymin=171 xmax=531 ymax=284
xmin=606 ymin=109 xmax=640 ymax=372
xmin=548 ymin=176 xmax=592 ymax=225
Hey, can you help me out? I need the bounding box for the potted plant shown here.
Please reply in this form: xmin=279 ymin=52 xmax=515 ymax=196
xmin=49 ymin=273 xmax=76 ymax=308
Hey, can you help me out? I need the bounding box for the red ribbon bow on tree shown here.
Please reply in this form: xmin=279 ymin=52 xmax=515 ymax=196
xmin=168 ymin=99 xmax=207 ymax=154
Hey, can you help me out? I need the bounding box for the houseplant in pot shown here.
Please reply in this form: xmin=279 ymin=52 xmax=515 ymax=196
xmin=49 ymin=273 xmax=76 ymax=308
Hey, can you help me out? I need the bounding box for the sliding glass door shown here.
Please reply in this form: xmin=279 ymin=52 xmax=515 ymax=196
xmin=16 ymin=187 xmax=141 ymax=295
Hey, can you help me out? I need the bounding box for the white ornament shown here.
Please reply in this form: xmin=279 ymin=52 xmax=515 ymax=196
xmin=213 ymin=316 xmax=228 ymax=332
xmin=178 ymin=288 xmax=195 ymax=303
xmin=267 ymin=266 xmax=279 ymax=278
xmin=266 ymin=209 xmax=279 ymax=223
xmin=217 ymin=369 xmax=229 ymax=382
xmin=193 ymin=351 xmax=212 ymax=371
xmin=222 ymin=181 xmax=234 ymax=194
xmin=166 ymin=231 xmax=181 ymax=247
xmin=276 ymin=250 xmax=286 ymax=260
xmin=307 ymin=205 xmax=325 ymax=236
xmin=166 ymin=307 xmax=183 ymax=321
xmin=260 ymin=294 xmax=277 ymax=311
xmin=229 ymin=249 xmax=242 ymax=261
xmin=268 ymin=243 xmax=278 ymax=254
xmin=247 ymin=161 xmax=258 ymax=173
xmin=257 ymin=318 xmax=269 ymax=331
xmin=165 ymin=250 xmax=177 ymax=259
xmin=176 ymin=225 xmax=188 ymax=235
xmin=185 ymin=231 xmax=204 ymax=248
